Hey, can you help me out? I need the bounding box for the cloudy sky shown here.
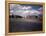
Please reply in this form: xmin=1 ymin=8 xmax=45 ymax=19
xmin=10 ymin=4 xmax=43 ymax=17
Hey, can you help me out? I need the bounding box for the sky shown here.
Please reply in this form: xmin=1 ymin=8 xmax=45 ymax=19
xmin=10 ymin=4 xmax=43 ymax=17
